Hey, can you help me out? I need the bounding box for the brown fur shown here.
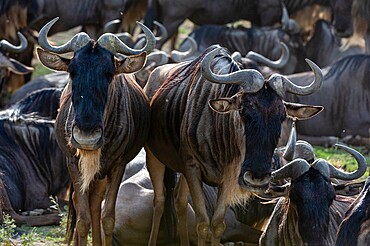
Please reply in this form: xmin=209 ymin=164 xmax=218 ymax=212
xmin=221 ymin=163 xmax=253 ymax=207
xmin=75 ymin=148 xmax=102 ymax=193
xmin=352 ymin=0 xmax=370 ymax=36
xmin=158 ymin=51 xmax=205 ymax=92
xmin=292 ymin=4 xmax=331 ymax=40
xmin=121 ymin=0 xmax=148 ymax=33
xmin=0 ymin=5 xmax=28 ymax=40
xmin=220 ymin=112 xmax=253 ymax=207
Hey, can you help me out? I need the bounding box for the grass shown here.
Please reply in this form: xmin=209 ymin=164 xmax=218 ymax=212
xmin=0 ymin=212 xmax=67 ymax=246
xmin=17 ymin=216 xmax=68 ymax=245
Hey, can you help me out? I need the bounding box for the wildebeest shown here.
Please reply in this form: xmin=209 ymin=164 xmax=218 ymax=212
xmin=0 ymin=110 xmax=68 ymax=226
xmin=134 ymin=36 xmax=198 ymax=87
xmin=7 ymin=71 xmax=67 ymax=106
xmin=37 ymin=17 xmax=154 ymax=245
xmin=143 ymin=0 xmax=337 ymax=47
xmin=305 ymin=19 xmax=363 ymax=68
xmin=331 ymin=0 xmax=354 ymax=37
xmin=0 ymin=0 xmax=37 ymax=83
xmin=336 ymin=176 xmax=370 ymax=246
xmin=0 ymin=32 xmax=34 ymax=107
xmin=28 ymin=0 xmax=148 ymax=38
xmin=113 ymin=148 xmax=277 ymax=245
xmin=6 ymin=87 xmax=62 ymax=119
xmin=283 ymin=54 xmax=370 ymax=147
xmin=260 ymin=143 xmax=367 ymax=245
xmin=144 ymin=44 xmax=323 ymax=245
xmin=144 ymin=0 xmax=356 ymax=48
xmin=0 ymin=0 xmax=30 ymax=40
xmin=178 ymin=23 xmax=305 ymax=74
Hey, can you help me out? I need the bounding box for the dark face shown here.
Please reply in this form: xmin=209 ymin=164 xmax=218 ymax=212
xmin=332 ymin=0 xmax=353 ymax=37
xmin=239 ymin=85 xmax=286 ymax=190
xmin=68 ymin=43 xmax=115 ymax=150
xmin=290 ymin=168 xmax=336 ymax=244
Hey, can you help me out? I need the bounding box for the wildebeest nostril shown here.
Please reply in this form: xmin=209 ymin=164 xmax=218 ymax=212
xmin=243 ymin=171 xmax=271 ymax=186
xmin=72 ymin=125 xmax=102 ymax=148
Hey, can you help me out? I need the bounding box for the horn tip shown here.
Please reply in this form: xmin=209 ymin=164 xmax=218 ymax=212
xmin=51 ymin=17 xmax=60 ymax=23
xmin=334 ymin=143 xmax=345 ymax=147
xmin=304 ymin=58 xmax=319 ymax=69
xmin=280 ymin=42 xmax=289 ymax=50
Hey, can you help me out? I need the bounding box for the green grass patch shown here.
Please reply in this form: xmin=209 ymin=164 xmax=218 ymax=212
xmin=31 ymin=61 xmax=53 ymax=79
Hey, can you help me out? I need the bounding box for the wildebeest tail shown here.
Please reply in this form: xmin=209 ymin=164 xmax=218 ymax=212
xmin=162 ymin=166 xmax=177 ymax=243
xmin=66 ymin=183 xmax=76 ymax=244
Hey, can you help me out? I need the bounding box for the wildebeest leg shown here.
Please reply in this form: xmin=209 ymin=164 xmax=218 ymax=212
xmin=68 ymin=159 xmax=91 ymax=246
xmin=101 ymin=165 xmax=125 ymax=246
xmin=184 ymin=161 xmax=210 ymax=246
xmin=210 ymin=186 xmax=228 ymax=245
xmin=162 ymin=20 xmax=183 ymax=48
xmin=146 ymin=147 xmax=166 ymax=246
xmin=175 ymin=174 xmax=191 ymax=246
xmin=89 ymin=178 xmax=107 ymax=245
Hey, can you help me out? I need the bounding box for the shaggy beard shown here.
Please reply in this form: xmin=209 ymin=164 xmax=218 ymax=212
xmin=76 ymin=148 xmax=101 ymax=193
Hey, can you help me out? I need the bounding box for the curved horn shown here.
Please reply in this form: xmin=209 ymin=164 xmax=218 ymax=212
xmin=38 ymin=17 xmax=91 ymax=54
xmin=153 ymin=20 xmax=168 ymax=42
xmin=283 ymin=121 xmax=297 ymax=161
xmin=267 ymin=59 xmax=323 ymax=98
xmin=133 ymin=37 xmax=146 ymax=49
xmin=272 ymin=158 xmax=310 ymax=181
xmin=0 ymin=32 xmax=28 ymax=53
xmin=134 ymin=21 xmax=168 ymax=50
xmin=116 ymin=32 xmax=134 ymax=45
xmin=147 ymin=50 xmax=169 ymax=66
xmin=103 ymin=19 xmax=121 ymax=33
xmin=171 ymin=36 xmax=198 ymax=62
xmin=246 ymin=42 xmax=290 ymax=69
xmin=201 ymin=47 xmax=265 ymax=92
xmin=281 ymin=2 xmax=301 ymax=34
xmin=313 ymin=144 xmax=367 ymax=180
xmin=97 ymin=21 xmax=155 ymax=55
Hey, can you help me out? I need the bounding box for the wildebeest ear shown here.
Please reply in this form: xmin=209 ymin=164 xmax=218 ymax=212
xmin=36 ymin=48 xmax=70 ymax=71
xmin=115 ymin=52 xmax=147 ymax=74
xmin=284 ymin=101 xmax=324 ymax=120
xmin=7 ymin=58 xmax=34 ymax=75
xmin=208 ymin=93 xmax=243 ymax=114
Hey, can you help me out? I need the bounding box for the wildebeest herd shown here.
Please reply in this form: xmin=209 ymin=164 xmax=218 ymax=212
xmin=0 ymin=0 xmax=369 ymax=245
